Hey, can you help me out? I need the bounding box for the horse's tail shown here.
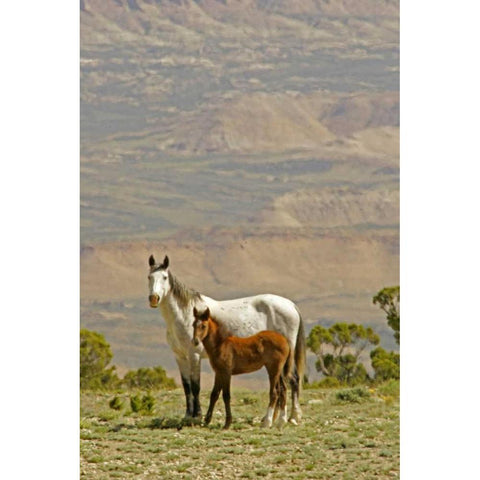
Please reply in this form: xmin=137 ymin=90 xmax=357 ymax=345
xmin=284 ymin=340 xmax=295 ymax=381
xmin=293 ymin=305 xmax=307 ymax=392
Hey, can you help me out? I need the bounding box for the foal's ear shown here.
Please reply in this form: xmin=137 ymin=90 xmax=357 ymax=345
xmin=149 ymin=254 xmax=155 ymax=267
xmin=193 ymin=307 xmax=198 ymax=318
xmin=161 ymin=255 xmax=169 ymax=269
xmin=201 ymin=307 xmax=210 ymax=321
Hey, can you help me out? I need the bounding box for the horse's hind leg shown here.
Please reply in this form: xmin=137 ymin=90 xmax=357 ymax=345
xmin=289 ymin=368 xmax=302 ymax=425
xmin=189 ymin=352 xmax=202 ymax=418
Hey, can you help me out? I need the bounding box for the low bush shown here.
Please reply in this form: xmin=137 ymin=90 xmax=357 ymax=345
xmin=335 ymin=387 xmax=371 ymax=403
xmin=109 ymin=396 xmax=124 ymax=411
xmin=130 ymin=394 xmax=156 ymax=414
xmin=122 ymin=366 xmax=177 ymax=390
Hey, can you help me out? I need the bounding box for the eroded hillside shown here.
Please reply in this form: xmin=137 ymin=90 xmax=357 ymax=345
xmin=80 ymin=0 xmax=399 ymax=380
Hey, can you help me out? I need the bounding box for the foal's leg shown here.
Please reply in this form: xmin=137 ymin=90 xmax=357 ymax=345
xmin=275 ymin=374 xmax=288 ymax=428
xmin=204 ymin=375 xmax=222 ymax=426
xmin=222 ymin=376 xmax=233 ymax=430
xmin=272 ymin=381 xmax=283 ymax=422
xmin=262 ymin=370 xmax=280 ymax=428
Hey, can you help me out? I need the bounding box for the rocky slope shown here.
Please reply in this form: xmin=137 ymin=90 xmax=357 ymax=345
xmin=80 ymin=0 xmax=399 ymax=380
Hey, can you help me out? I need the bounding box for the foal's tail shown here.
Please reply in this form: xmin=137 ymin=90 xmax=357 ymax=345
xmin=293 ymin=306 xmax=307 ymax=393
xmin=283 ymin=342 xmax=294 ymax=381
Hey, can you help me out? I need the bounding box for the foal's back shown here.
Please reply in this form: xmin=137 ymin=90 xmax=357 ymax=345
xmin=224 ymin=331 xmax=290 ymax=375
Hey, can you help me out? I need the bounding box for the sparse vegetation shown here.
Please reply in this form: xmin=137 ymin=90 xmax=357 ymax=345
xmin=80 ymin=329 xmax=176 ymax=392
xmin=80 ymin=387 xmax=399 ymax=479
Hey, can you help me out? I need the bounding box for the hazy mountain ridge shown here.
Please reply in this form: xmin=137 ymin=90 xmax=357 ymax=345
xmin=80 ymin=0 xmax=399 ymax=380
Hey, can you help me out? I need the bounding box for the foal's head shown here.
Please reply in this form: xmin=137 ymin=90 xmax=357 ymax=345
xmin=192 ymin=307 xmax=211 ymax=346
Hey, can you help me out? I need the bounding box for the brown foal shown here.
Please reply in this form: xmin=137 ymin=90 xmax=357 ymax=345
xmin=192 ymin=306 xmax=293 ymax=429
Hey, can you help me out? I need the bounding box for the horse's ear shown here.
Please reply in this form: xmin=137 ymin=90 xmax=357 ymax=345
xmin=149 ymin=254 xmax=155 ymax=267
xmin=193 ymin=307 xmax=198 ymax=317
xmin=162 ymin=255 xmax=169 ymax=269
xmin=201 ymin=307 xmax=210 ymax=321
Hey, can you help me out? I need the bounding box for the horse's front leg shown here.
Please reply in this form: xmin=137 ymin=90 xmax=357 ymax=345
xmin=189 ymin=351 xmax=202 ymax=418
xmin=176 ymin=357 xmax=194 ymax=419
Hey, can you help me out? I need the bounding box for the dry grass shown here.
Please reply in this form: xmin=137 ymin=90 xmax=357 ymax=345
xmin=80 ymin=386 xmax=399 ymax=479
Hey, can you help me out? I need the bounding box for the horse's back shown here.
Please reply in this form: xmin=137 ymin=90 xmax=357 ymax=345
xmin=202 ymin=293 xmax=300 ymax=336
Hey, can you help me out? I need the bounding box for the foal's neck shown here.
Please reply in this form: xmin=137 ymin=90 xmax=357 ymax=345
xmin=202 ymin=317 xmax=230 ymax=353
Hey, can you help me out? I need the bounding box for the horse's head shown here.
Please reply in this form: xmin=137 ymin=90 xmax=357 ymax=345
xmin=148 ymin=254 xmax=171 ymax=308
xmin=192 ymin=306 xmax=210 ymax=346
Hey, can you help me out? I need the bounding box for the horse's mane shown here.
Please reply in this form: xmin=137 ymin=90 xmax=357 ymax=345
xmin=168 ymin=270 xmax=202 ymax=309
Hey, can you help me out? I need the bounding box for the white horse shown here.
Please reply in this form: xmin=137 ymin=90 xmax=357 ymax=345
xmin=147 ymin=254 xmax=306 ymax=424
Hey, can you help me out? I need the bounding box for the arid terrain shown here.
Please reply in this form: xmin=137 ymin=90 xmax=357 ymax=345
xmin=81 ymin=385 xmax=400 ymax=479
xmin=80 ymin=0 xmax=399 ymax=384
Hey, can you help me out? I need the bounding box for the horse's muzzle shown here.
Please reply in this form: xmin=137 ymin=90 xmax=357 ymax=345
xmin=149 ymin=295 xmax=160 ymax=308
xmin=192 ymin=338 xmax=200 ymax=347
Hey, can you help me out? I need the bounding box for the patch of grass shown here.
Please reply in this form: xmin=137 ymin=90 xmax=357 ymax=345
xmin=80 ymin=388 xmax=399 ymax=479
xmin=86 ymin=455 xmax=104 ymax=464
xmin=377 ymin=379 xmax=400 ymax=399
xmin=241 ymin=395 xmax=258 ymax=405
xmin=305 ymin=377 xmax=342 ymax=389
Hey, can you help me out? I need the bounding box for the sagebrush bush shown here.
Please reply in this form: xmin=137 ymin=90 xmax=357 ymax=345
xmin=130 ymin=394 xmax=156 ymax=414
xmin=109 ymin=396 xmax=124 ymax=410
xmin=336 ymin=387 xmax=371 ymax=403
xmin=122 ymin=366 xmax=177 ymax=390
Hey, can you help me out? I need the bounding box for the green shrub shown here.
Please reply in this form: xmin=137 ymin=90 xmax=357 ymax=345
xmin=142 ymin=394 xmax=156 ymax=414
xmin=370 ymin=347 xmax=400 ymax=382
xmin=80 ymin=329 xmax=120 ymax=390
xmin=109 ymin=396 xmax=124 ymax=411
xmin=130 ymin=395 xmax=143 ymax=413
xmin=336 ymin=387 xmax=371 ymax=403
xmin=122 ymin=366 xmax=177 ymax=390
xmin=130 ymin=394 xmax=156 ymax=414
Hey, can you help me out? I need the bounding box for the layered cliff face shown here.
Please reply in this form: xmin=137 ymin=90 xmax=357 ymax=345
xmin=80 ymin=0 xmax=399 ymax=378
